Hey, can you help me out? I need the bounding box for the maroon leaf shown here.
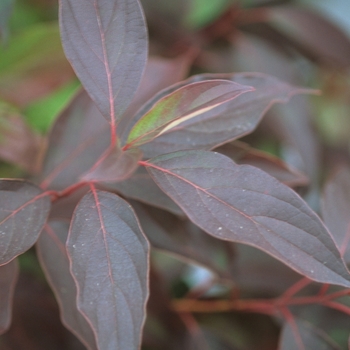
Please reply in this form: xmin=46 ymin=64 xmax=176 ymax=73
xmin=279 ymin=318 xmax=342 ymax=350
xmin=232 ymin=244 xmax=301 ymax=295
xmin=215 ymin=141 xmax=309 ymax=187
xmin=67 ymin=188 xmax=149 ymax=349
xmin=0 ymin=106 xmax=42 ymax=174
xmin=49 ymin=185 xmax=89 ymax=221
xmin=37 ymin=221 xmax=97 ymax=350
xmin=268 ymin=7 xmax=350 ymax=69
xmin=82 ymin=146 xmax=142 ymax=183
xmin=265 ymin=96 xmax=321 ymax=187
xmin=137 ymin=73 xmax=315 ymax=158
xmin=0 ymin=259 xmax=18 ymax=334
xmin=0 ymin=180 xmax=50 ymax=265
xmin=39 ymin=90 xmax=110 ymax=191
xmin=143 ymin=150 xmax=350 ymax=287
xmin=132 ymin=202 xmax=235 ymax=279
xmin=59 ymin=0 xmax=148 ymax=123
xmin=125 ymin=79 xmax=253 ymax=148
xmin=108 ymin=166 xmax=183 ymax=216
xmin=322 ymin=166 xmax=350 ymax=264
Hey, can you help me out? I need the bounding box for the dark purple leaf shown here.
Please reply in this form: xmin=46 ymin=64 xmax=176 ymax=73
xmin=37 ymin=221 xmax=97 ymax=350
xmin=279 ymin=318 xmax=342 ymax=350
xmin=0 ymin=106 xmax=42 ymax=174
xmin=215 ymin=141 xmax=309 ymax=187
xmin=265 ymin=96 xmax=321 ymax=188
xmin=0 ymin=180 xmax=50 ymax=265
xmin=59 ymin=0 xmax=148 ymax=123
xmin=144 ymin=150 xmax=350 ymax=287
xmin=49 ymin=186 xmax=89 ymax=221
xmin=108 ymin=166 xmax=183 ymax=216
xmin=132 ymin=202 xmax=235 ymax=279
xmin=125 ymin=79 xmax=253 ymax=148
xmin=39 ymin=90 xmax=110 ymax=191
xmin=322 ymin=166 xmax=350 ymax=264
xmin=268 ymin=7 xmax=350 ymax=69
xmin=137 ymin=73 xmax=315 ymax=158
xmin=0 ymin=259 xmax=18 ymax=334
xmin=82 ymin=146 xmax=142 ymax=183
xmin=67 ymin=189 xmax=149 ymax=349
xmin=232 ymin=244 xmax=301 ymax=295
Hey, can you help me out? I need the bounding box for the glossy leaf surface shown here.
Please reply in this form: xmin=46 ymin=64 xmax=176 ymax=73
xmin=0 ymin=180 xmax=50 ymax=265
xmin=126 ymin=79 xmax=253 ymax=148
xmin=322 ymin=166 xmax=350 ymax=264
xmin=144 ymin=150 xmax=350 ymax=287
xmin=67 ymin=189 xmax=149 ymax=349
xmin=37 ymin=221 xmax=97 ymax=349
xmin=0 ymin=259 xmax=18 ymax=334
xmin=59 ymin=0 xmax=148 ymax=123
xmin=82 ymin=146 xmax=142 ymax=183
xmin=138 ymin=73 xmax=314 ymax=158
xmin=39 ymin=90 xmax=110 ymax=190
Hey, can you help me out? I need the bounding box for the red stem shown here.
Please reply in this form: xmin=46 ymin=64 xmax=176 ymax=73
xmin=44 ymin=181 xmax=88 ymax=202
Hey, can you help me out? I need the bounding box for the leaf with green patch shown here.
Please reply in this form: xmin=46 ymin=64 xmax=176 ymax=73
xmin=126 ymin=79 xmax=253 ymax=148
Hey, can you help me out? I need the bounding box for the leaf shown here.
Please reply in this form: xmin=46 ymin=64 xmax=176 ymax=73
xmin=81 ymin=146 xmax=142 ymax=183
xmin=0 ymin=103 xmax=43 ymax=174
xmin=0 ymin=180 xmax=50 ymax=265
xmin=136 ymin=73 xmax=315 ymax=158
xmin=67 ymin=189 xmax=149 ymax=349
xmin=266 ymin=96 xmax=321 ymax=187
xmin=39 ymin=90 xmax=110 ymax=190
xmin=268 ymin=7 xmax=350 ymax=69
xmin=49 ymin=186 xmax=89 ymax=221
xmin=0 ymin=259 xmax=18 ymax=334
xmin=24 ymin=79 xmax=81 ymax=133
xmin=118 ymin=53 xmax=193 ymax=141
xmin=184 ymin=0 xmax=230 ymax=29
xmin=0 ymin=23 xmax=75 ymax=107
xmin=215 ymin=141 xmax=309 ymax=187
xmin=279 ymin=318 xmax=342 ymax=350
xmin=126 ymin=79 xmax=253 ymax=148
xmin=143 ymin=150 xmax=350 ymax=287
xmin=132 ymin=202 xmax=235 ymax=279
xmin=232 ymin=244 xmax=301 ymax=294
xmin=37 ymin=221 xmax=97 ymax=350
xmin=59 ymin=0 xmax=148 ymax=123
xmin=322 ymin=166 xmax=350 ymax=264
xmin=108 ymin=166 xmax=183 ymax=216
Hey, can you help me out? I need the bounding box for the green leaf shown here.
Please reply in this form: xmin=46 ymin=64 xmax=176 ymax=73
xmin=184 ymin=0 xmax=231 ymax=29
xmin=25 ymin=79 xmax=80 ymax=132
